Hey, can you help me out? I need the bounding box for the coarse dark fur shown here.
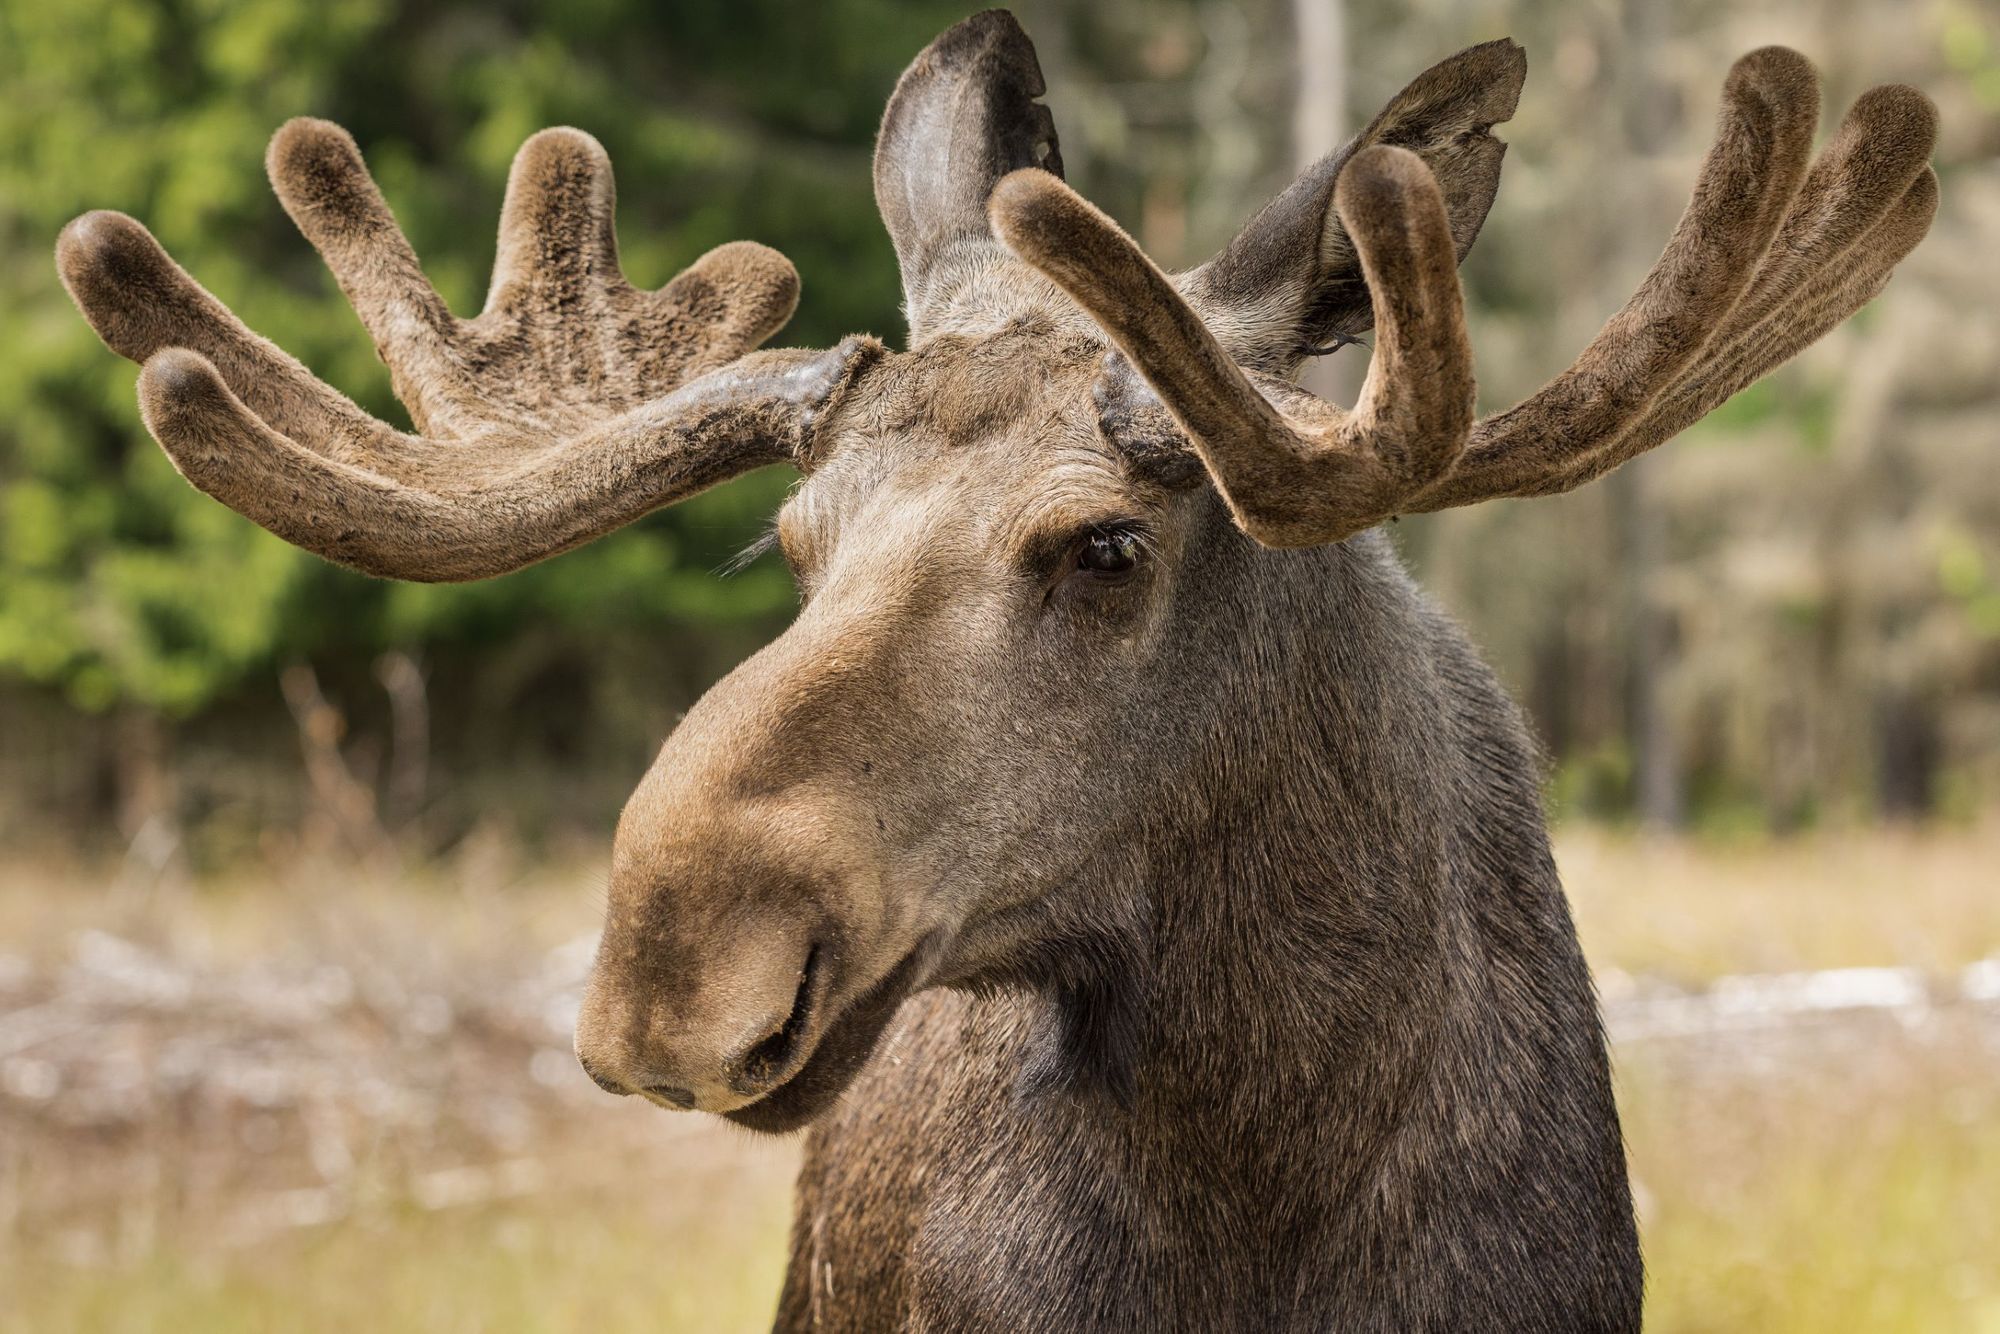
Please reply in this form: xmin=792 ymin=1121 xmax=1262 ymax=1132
xmin=56 ymin=10 xmax=1940 ymax=1330
xmin=776 ymin=517 xmax=1642 ymax=1332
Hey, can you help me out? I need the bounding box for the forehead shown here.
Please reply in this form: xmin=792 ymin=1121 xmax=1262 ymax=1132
xmin=783 ymin=323 xmax=1135 ymax=544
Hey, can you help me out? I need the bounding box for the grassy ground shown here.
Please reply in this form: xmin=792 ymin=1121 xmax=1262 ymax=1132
xmin=3 ymin=821 xmax=1998 ymax=1332
xmin=1624 ymin=1034 xmax=2000 ymax=1334
xmin=1561 ymin=820 xmax=2000 ymax=982
xmin=5 ymin=1191 xmax=794 ymax=1334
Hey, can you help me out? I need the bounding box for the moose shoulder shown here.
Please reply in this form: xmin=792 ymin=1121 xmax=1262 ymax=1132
xmin=58 ymin=10 xmax=1938 ymax=1330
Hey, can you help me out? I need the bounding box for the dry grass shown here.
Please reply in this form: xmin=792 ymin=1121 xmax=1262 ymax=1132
xmin=2 ymin=821 xmax=1997 ymax=1331
xmin=3 ymin=1177 xmax=795 ymax=1334
xmin=1623 ymin=1025 xmax=2000 ymax=1334
xmin=1560 ymin=818 xmax=2000 ymax=983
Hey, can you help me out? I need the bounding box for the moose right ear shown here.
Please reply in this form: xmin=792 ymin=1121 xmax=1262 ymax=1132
xmin=1183 ymin=38 xmax=1527 ymax=373
xmin=874 ymin=9 xmax=1061 ymax=337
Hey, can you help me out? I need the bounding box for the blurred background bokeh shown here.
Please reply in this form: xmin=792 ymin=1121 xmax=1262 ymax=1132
xmin=1 ymin=0 xmax=1996 ymax=1329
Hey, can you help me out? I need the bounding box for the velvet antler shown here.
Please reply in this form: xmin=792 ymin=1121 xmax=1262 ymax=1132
xmin=991 ymin=47 xmax=1939 ymax=546
xmin=58 ymin=121 xmax=878 ymax=581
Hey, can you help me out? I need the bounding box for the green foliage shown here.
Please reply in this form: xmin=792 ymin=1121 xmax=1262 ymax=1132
xmin=1936 ymin=523 xmax=2000 ymax=642
xmin=0 ymin=0 xmax=964 ymax=717
xmin=1939 ymin=0 xmax=2000 ymax=111
xmin=1549 ymin=741 xmax=1634 ymax=825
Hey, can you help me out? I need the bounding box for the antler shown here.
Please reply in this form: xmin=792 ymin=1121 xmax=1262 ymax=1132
xmin=57 ymin=121 xmax=878 ymax=581
xmin=991 ymin=48 xmax=1939 ymax=547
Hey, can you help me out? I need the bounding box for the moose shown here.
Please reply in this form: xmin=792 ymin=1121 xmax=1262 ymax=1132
xmin=58 ymin=10 xmax=1937 ymax=1330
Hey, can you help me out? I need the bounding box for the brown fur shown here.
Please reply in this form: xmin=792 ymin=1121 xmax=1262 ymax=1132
xmin=875 ymin=10 xmax=1063 ymax=339
xmin=55 ymin=123 xmax=869 ymax=581
xmin=56 ymin=10 xmax=1939 ymax=1330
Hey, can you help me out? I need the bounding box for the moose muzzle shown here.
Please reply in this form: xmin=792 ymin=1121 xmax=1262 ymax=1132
xmin=570 ymin=617 xmax=921 ymax=1125
xmin=571 ymin=757 xmax=873 ymax=1112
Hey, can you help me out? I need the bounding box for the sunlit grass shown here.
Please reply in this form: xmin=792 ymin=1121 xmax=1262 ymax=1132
xmin=1624 ymin=1036 xmax=2000 ymax=1334
xmin=1560 ymin=818 xmax=2000 ymax=981
xmin=1 ymin=1190 xmax=792 ymax=1334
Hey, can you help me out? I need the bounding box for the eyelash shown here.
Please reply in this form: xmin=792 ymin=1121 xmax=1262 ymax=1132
xmin=1065 ymin=521 xmax=1153 ymax=583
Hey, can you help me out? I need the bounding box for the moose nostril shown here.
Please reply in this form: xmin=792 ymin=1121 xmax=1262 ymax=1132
xmin=579 ymin=1058 xmax=630 ymax=1097
xmin=735 ymin=942 xmax=822 ymax=1095
xmin=646 ymin=1084 xmax=698 ymax=1109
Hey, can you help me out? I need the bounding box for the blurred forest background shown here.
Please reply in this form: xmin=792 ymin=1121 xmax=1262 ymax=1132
xmin=3 ymin=0 xmax=1997 ymax=867
xmin=2 ymin=0 xmax=1998 ymax=1331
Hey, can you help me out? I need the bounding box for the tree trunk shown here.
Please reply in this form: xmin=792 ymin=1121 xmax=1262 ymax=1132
xmin=1291 ymin=0 xmax=1358 ymax=407
xmin=1873 ymin=688 xmax=1939 ymax=821
xmin=1617 ymin=0 xmax=1684 ymax=831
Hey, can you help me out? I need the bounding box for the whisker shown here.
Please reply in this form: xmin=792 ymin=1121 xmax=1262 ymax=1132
xmin=721 ymin=521 xmax=782 ymax=577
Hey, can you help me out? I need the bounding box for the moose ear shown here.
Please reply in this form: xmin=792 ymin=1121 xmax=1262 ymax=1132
xmin=874 ymin=9 xmax=1062 ymax=337
xmin=1183 ymin=38 xmax=1527 ymax=372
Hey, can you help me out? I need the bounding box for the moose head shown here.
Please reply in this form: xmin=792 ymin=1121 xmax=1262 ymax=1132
xmin=59 ymin=12 xmax=1936 ymax=1135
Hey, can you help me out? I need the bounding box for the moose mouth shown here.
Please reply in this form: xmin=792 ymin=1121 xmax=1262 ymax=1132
xmin=722 ymin=932 xmax=942 ymax=1135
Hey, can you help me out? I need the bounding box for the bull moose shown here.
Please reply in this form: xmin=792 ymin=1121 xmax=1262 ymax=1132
xmin=57 ymin=10 xmax=1938 ymax=1329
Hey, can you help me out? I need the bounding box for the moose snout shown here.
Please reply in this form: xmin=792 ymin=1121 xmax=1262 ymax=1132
xmin=573 ymin=633 xmax=894 ymax=1116
xmin=573 ymin=921 xmax=826 ymax=1114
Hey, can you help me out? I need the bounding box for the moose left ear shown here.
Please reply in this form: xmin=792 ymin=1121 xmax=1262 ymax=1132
xmin=875 ymin=9 xmax=1062 ymax=339
xmin=1182 ymin=38 xmax=1526 ymax=373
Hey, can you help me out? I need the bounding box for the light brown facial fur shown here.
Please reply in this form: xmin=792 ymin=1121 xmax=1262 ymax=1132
xmin=576 ymin=325 xmax=1199 ymax=1129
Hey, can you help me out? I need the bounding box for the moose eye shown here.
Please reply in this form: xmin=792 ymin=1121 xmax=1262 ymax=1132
xmin=1076 ymin=527 xmax=1143 ymax=578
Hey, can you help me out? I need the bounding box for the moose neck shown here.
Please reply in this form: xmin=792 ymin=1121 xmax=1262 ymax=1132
xmin=1027 ymin=524 xmax=1567 ymax=1191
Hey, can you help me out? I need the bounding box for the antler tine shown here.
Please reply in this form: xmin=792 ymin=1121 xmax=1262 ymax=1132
xmin=487 ymin=127 xmax=625 ymax=318
xmin=1522 ymin=164 xmax=1938 ymax=497
xmin=59 ymin=120 xmax=877 ymax=582
xmin=127 ymin=343 xmax=860 ymax=582
xmin=1410 ymin=74 xmax=1938 ymax=510
xmin=1435 ymin=49 xmax=1819 ymax=486
xmin=265 ymin=119 xmax=463 ymax=434
xmin=57 ymin=210 xmax=409 ymax=468
xmin=991 ymin=146 xmax=1473 ymax=547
